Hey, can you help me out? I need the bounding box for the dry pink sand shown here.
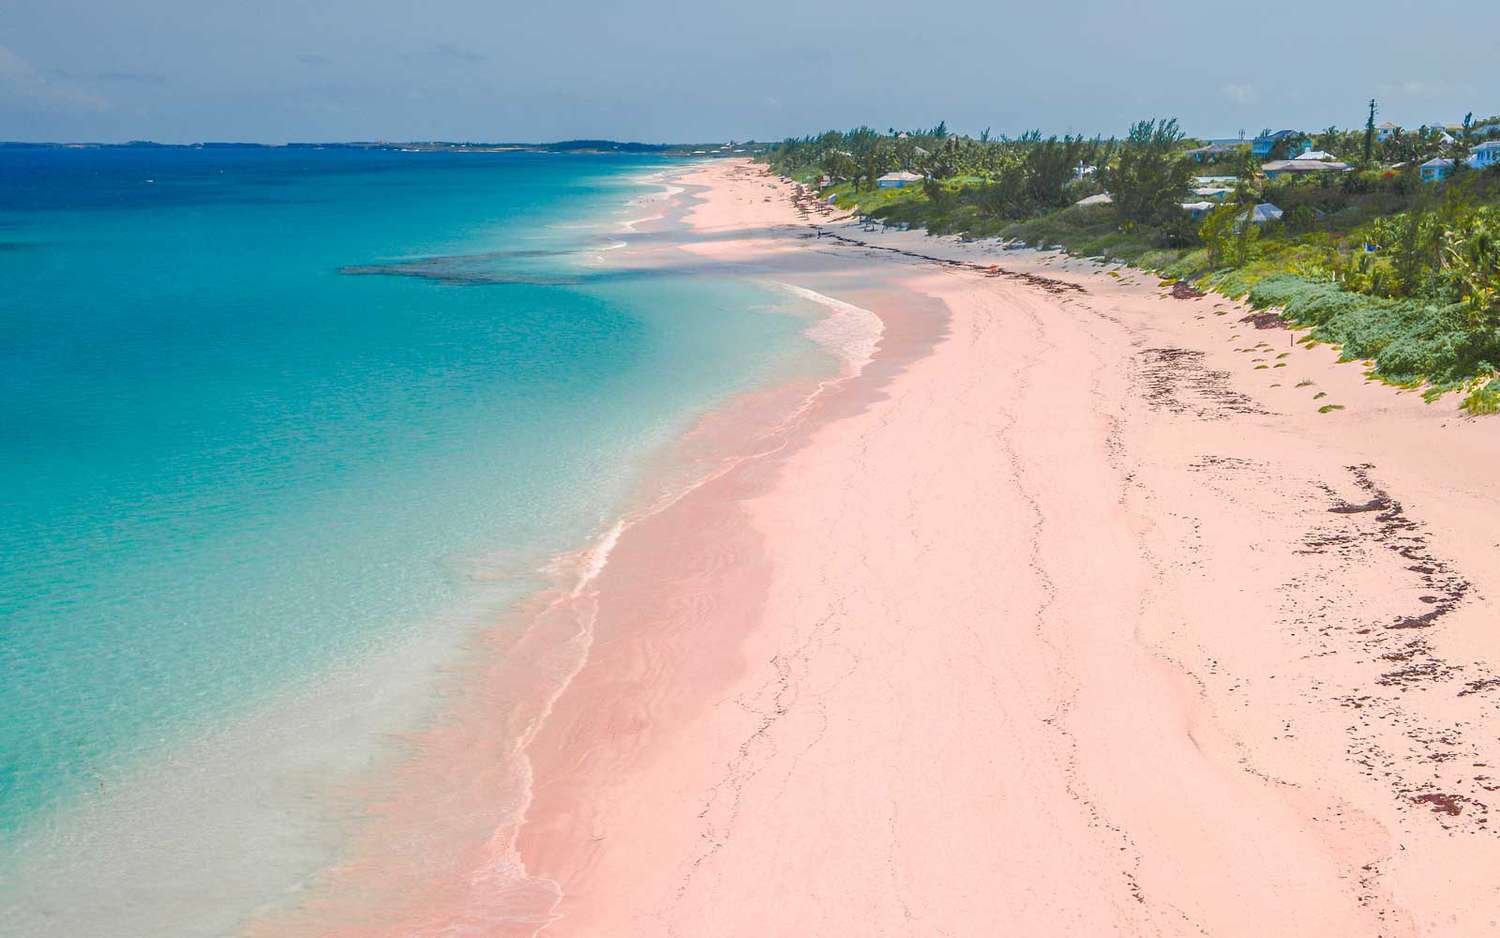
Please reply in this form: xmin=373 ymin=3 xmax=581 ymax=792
xmin=277 ymin=160 xmax=1500 ymax=937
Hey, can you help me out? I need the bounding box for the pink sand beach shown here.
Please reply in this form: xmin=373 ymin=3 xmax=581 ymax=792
xmin=269 ymin=160 xmax=1500 ymax=936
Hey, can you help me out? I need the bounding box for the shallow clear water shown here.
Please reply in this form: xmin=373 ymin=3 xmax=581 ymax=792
xmin=0 ymin=147 xmax=814 ymax=877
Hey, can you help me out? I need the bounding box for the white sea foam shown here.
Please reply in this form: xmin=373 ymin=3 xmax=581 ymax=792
xmin=571 ymin=519 xmax=626 ymax=598
xmin=774 ymin=282 xmax=885 ymax=377
xmin=617 ymin=173 xmax=686 ymax=233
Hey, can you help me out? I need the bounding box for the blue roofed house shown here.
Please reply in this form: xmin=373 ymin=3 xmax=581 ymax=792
xmin=1251 ymin=130 xmax=1298 ymax=158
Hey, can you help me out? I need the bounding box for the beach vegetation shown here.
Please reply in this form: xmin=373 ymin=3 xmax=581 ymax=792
xmin=767 ymin=111 xmax=1500 ymax=406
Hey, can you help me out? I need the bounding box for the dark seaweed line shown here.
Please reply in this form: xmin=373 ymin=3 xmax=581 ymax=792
xmin=808 ymin=228 xmax=1088 ymax=296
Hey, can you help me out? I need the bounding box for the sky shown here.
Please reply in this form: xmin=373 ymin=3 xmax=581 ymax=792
xmin=2 ymin=0 xmax=1494 ymax=144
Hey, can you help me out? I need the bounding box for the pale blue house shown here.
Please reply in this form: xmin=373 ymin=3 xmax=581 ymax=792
xmin=1421 ymin=157 xmax=1455 ymax=182
xmin=1421 ymin=142 xmax=1500 ymax=183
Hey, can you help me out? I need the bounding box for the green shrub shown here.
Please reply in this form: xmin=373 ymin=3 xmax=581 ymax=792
xmin=1247 ymin=275 xmax=1499 ymax=389
xmin=1463 ymin=379 xmax=1500 ymax=414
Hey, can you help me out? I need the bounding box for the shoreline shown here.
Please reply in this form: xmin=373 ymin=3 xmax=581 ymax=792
xmin=514 ymin=163 xmax=1500 ymax=935
xmin=246 ymin=161 xmax=937 ymax=935
xmin=0 ymin=159 xmax=847 ymax=938
xmin=285 ymin=160 xmax=1500 ymax=935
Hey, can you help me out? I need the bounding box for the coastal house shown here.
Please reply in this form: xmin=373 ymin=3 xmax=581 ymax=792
xmin=1421 ymin=157 xmax=1455 ymax=182
xmin=1185 ymin=143 xmax=1237 ymax=163
xmin=1471 ymin=140 xmax=1500 ymax=169
xmin=1181 ymin=201 xmax=1217 ymax=221
xmin=1376 ymin=121 xmax=1401 ymax=142
xmin=1261 ymin=158 xmax=1352 ymax=179
xmin=1251 ymin=130 xmax=1298 ymax=158
xmin=1245 ymin=202 xmax=1283 ymax=225
xmin=1421 ymin=143 xmax=1500 ymax=182
xmin=877 ymin=170 xmax=923 ymax=189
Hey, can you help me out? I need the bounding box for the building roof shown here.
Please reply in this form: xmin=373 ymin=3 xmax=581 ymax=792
xmin=1181 ymin=201 xmax=1217 ymax=212
xmin=1422 ymin=157 xmax=1455 ymax=168
xmin=1261 ymin=159 xmax=1352 ymax=173
xmin=1295 ymin=149 xmax=1335 ymax=161
xmin=1256 ymin=129 xmax=1299 ymax=141
xmin=1074 ymin=192 xmax=1113 ymax=206
xmin=1473 ymin=140 xmax=1500 ymax=151
xmin=1194 ymin=186 xmax=1233 ymax=196
xmin=877 ymin=171 xmax=923 ymax=182
xmin=1247 ymin=203 xmax=1283 ymax=223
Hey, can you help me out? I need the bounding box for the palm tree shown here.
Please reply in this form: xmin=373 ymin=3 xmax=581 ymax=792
xmin=1443 ymin=214 xmax=1500 ymax=327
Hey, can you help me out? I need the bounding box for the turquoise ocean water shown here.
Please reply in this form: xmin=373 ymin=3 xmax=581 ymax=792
xmin=0 ymin=147 xmax=817 ymax=915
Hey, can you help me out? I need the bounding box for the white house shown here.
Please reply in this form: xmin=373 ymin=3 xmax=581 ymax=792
xmin=1181 ymin=201 xmax=1217 ymax=220
xmin=877 ymin=171 xmax=923 ymax=189
xmin=1294 ymin=148 xmax=1336 ymax=161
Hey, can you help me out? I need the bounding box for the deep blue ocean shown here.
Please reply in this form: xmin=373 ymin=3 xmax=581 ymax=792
xmin=0 ymin=146 xmax=814 ymax=890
